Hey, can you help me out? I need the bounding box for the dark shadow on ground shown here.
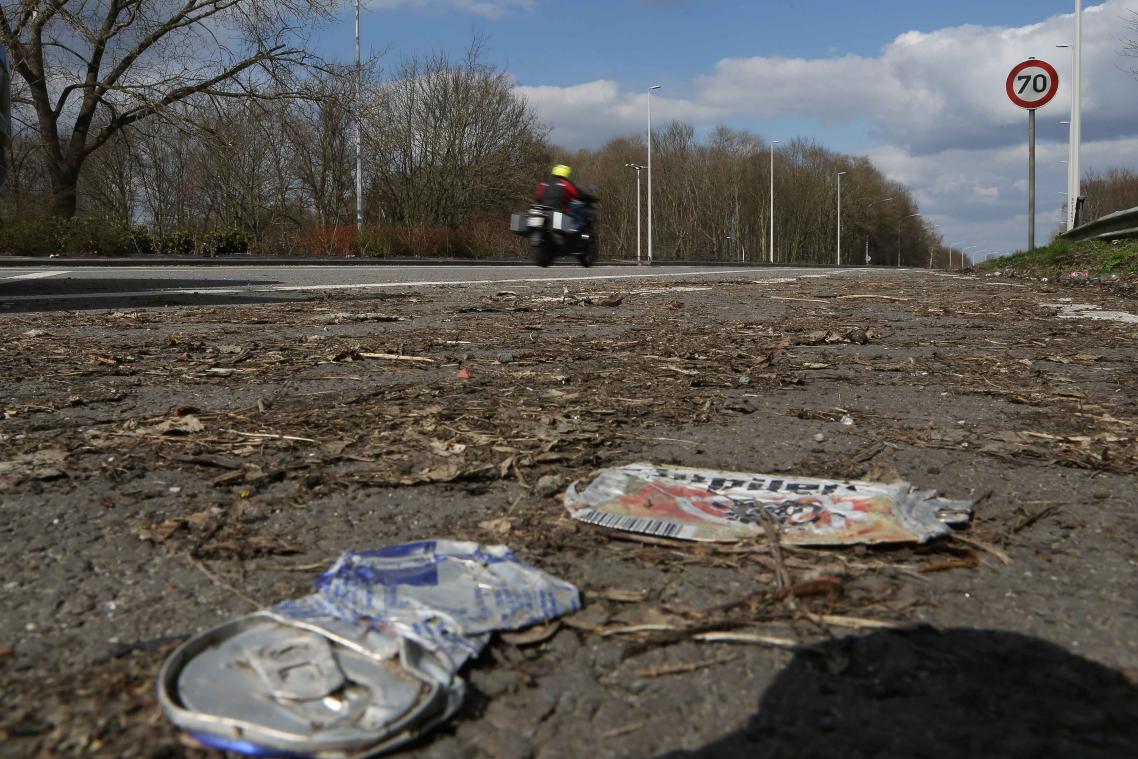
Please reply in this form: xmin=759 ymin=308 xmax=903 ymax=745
xmin=0 ymin=277 xmax=319 ymax=312
xmin=659 ymin=626 xmax=1138 ymax=759
xmin=0 ymin=276 xmax=277 ymax=296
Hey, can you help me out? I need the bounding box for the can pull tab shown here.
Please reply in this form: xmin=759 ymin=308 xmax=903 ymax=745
xmin=248 ymin=632 xmax=346 ymax=701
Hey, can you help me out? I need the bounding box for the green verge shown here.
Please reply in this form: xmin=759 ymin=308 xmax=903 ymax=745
xmin=985 ymin=238 xmax=1138 ymax=278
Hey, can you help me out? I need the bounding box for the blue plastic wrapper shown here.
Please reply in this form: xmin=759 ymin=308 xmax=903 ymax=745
xmin=274 ymin=540 xmax=581 ymax=672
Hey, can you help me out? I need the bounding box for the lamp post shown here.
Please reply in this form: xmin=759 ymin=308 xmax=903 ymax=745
xmin=769 ymin=139 xmax=780 ymax=263
xmin=625 ymin=163 xmax=645 ymax=264
xmin=962 ymin=244 xmax=979 ymax=271
xmin=865 ymin=197 xmax=893 ymax=265
xmin=836 ymin=171 xmax=847 ymax=265
xmin=927 ymin=223 xmax=941 ymax=269
xmin=948 ymin=240 xmax=965 ymax=271
xmin=354 ymin=0 xmax=363 ymax=237
xmin=647 ymin=84 xmax=661 ymax=265
xmin=899 ymin=212 xmax=921 ymax=268
xmin=1059 ymin=117 xmax=1073 ymax=230
xmin=1057 ymin=43 xmax=1075 ymax=229
xmin=1072 ymin=2 xmax=1083 ymax=229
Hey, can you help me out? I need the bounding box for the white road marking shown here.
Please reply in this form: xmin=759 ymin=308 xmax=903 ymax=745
xmin=261 ymin=268 xmax=759 ymax=292
xmin=1040 ymin=302 xmax=1138 ymax=324
xmin=2 ymin=271 xmax=70 ymax=281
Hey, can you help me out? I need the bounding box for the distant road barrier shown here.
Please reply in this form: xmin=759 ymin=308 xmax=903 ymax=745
xmin=1063 ymin=206 xmax=1138 ymax=242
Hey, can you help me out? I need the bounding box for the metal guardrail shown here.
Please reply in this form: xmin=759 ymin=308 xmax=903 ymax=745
xmin=1063 ymin=205 xmax=1138 ymax=242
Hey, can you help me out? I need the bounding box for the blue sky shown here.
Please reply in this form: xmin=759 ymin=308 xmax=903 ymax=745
xmin=317 ymin=1 xmax=1138 ymax=256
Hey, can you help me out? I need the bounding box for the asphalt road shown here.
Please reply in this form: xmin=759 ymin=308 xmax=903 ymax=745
xmin=0 ymin=263 xmax=856 ymax=312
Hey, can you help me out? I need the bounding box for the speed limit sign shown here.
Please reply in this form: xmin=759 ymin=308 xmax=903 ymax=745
xmin=1006 ymin=59 xmax=1059 ymax=110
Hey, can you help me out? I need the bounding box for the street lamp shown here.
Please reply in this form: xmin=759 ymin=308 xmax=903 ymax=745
xmin=769 ymin=139 xmax=780 ymax=264
xmin=962 ymin=244 xmax=979 ymax=271
xmin=899 ymin=212 xmax=921 ymax=268
xmin=1057 ymin=44 xmax=1074 ymax=226
xmin=625 ymin=163 xmax=645 ymax=263
xmin=926 ymin=222 xmax=941 ymax=268
xmin=647 ymin=84 xmax=661 ymax=265
xmin=836 ymin=171 xmax=847 ymax=265
xmin=948 ymin=240 xmax=965 ymax=271
xmin=354 ymin=0 xmax=363 ymax=237
xmin=1059 ymin=116 xmax=1073 ymax=230
xmin=865 ymin=197 xmax=893 ymax=265
xmin=1058 ymin=3 xmax=1084 ymax=228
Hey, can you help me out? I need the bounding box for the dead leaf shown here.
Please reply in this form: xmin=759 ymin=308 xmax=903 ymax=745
xmin=185 ymin=508 xmax=222 ymax=529
xmin=919 ymin=550 xmax=980 ymax=573
xmin=593 ymin=588 xmax=649 ymax=603
xmin=864 ymin=460 xmax=904 ymax=484
xmin=796 ymin=327 xmax=871 ymax=346
xmin=479 ymin=517 xmax=513 ymax=535
xmin=140 ymin=415 xmax=205 ymax=435
xmin=455 ymin=368 xmax=472 ymax=380
xmin=500 ymin=620 xmax=560 ymax=646
xmin=138 ymin=519 xmax=185 ymax=543
xmin=429 ymin=439 xmax=467 ymax=456
xmin=562 ymin=605 xmax=611 ymax=632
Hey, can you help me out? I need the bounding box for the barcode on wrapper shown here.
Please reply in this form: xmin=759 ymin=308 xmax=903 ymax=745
xmin=573 ymin=508 xmax=694 ymax=539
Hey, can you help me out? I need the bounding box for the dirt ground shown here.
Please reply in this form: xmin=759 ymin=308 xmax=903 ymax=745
xmin=2 ymin=268 xmax=1137 ymax=758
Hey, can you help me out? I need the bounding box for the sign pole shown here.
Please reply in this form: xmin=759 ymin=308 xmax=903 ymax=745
xmin=1028 ymin=108 xmax=1036 ymax=251
xmin=1006 ymin=57 xmax=1058 ymax=253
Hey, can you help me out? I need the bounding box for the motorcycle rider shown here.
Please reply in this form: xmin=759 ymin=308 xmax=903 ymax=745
xmin=534 ymin=164 xmax=595 ymax=232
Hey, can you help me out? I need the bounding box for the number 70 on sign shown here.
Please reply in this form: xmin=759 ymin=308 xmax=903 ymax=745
xmin=1006 ymin=59 xmax=1059 ymax=110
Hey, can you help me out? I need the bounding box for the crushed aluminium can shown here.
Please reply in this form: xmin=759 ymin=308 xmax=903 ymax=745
xmin=159 ymin=540 xmax=580 ymax=757
xmin=564 ymin=462 xmax=974 ymax=545
xmin=159 ymin=612 xmax=460 ymax=758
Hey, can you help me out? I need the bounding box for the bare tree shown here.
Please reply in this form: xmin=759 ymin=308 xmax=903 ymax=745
xmin=0 ymin=0 xmax=333 ymax=217
xmin=365 ymin=43 xmax=547 ymax=228
xmin=561 ymin=127 xmax=939 ymax=265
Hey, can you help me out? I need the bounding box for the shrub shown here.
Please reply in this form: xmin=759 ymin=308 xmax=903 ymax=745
xmin=126 ymin=226 xmax=155 ymax=255
xmin=358 ymin=222 xmax=526 ymax=259
xmin=60 ymin=217 xmax=135 ymax=256
xmin=0 ymin=214 xmax=138 ymax=256
xmin=296 ymin=224 xmax=358 ymax=257
xmin=157 ymin=230 xmax=195 ymax=256
xmin=0 ymin=215 xmax=63 ymax=256
xmin=200 ymin=229 xmax=252 ymax=257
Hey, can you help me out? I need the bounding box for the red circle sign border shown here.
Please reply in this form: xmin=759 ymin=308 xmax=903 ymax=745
xmin=1006 ymin=59 xmax=1060 ymax=110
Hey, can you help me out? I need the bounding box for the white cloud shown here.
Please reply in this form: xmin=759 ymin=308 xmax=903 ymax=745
xmin=514 ymin=80 xmax=723 ymax=148
xmin=694 ymin=1 xmax=1135 ymax=155
xmin=515 ymin=1 xmax=1138 ymax=254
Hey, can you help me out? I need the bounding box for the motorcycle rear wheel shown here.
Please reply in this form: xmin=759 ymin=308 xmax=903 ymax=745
xmin=579 ymin=238 xmax=598 ymax=268
xmin=531 ymin=235 xmax=552 ymax=268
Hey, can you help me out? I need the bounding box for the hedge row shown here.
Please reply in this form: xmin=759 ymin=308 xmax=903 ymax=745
xmin=0 ymin=216 xmax=528 ymax=258
xmin=0 ymin=216 xmax=251 ymax=257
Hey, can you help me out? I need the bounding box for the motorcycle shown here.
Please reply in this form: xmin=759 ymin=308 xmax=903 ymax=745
xmin=510 ymin=199 xmax=599 ymax=267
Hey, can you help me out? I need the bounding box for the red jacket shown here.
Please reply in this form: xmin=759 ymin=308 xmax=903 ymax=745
xmin=534 ymin=177 xmax=580 ymax=212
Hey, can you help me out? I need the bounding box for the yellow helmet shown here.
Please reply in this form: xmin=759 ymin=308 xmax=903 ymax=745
xmin=551 ymin=164 xmax=572 ymax=179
